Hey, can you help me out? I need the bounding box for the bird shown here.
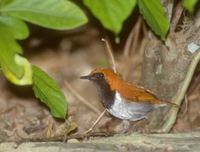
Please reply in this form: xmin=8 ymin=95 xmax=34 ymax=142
xmin=80 ymin=68 xmax=176 ymax=131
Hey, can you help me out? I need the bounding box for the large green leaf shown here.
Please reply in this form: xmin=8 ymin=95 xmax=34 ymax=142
xmin=0 ymin=16 xmax=29 ymax=40
xmin=0 ymin=0 xmax=87 ymax=30
xmin=0 ymin=31 xmax=32 ymax=85
xmin=138 ymin=0 xmax=169 ymax=40
xmin=32 ymin=65 xmax=67 ymax=119
xmin=183 ymin=0 xmax=198 ymax=13
xmin=0 ymin=0 xmax=14 ymax=7
xmin=83 ymin=0 xmax=136 ymax=34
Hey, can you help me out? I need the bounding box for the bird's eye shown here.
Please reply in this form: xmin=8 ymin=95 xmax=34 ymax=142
xmin=99 ymin=73 xmax=104 ymax=78
xmin=95 ymin=73 xmax=104 ymax=79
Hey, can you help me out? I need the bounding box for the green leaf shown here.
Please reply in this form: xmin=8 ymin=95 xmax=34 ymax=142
xmin=0 ymin=16 xmax=29 ymax=40
xmin=2 ymin=54 xmax=33 ymax=85
xmin=32 ymin=65 xmax=67 ymax=119
xmin=138 ymin=0 xmax=169 ymax=40
xmin=83 ymin=0 xmax=136 ymax=34
xmin=0 ymin=0 xmax=87 ymax=30
xmin=0 ymin=32 xmax=32 ymax=85
xmin=183 ymin=0 xmax=198 ymax=13
xmin=0 ymin=0 xmax=14 ymax=7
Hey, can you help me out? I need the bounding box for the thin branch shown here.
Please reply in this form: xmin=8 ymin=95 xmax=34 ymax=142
xmin=64 ymin=81 xmax=101 ymax=114
xmin=159 ymin=51 xmax=200 ymax=133
xmin=101 ymin=38 xmax=117 ymax=73
xmin=131 ymin=17 xmax=142 ymax=55
xmin=84 ymin=109 xmax=107 ymax=134
xmin=123 ymin=17 xmax=142 ymax=57
xmin=123 ymin=22 xmax=136 ymax=57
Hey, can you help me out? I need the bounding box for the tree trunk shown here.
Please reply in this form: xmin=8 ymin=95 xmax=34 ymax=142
xmin=140 ymin=1 xmax=200 ymax=131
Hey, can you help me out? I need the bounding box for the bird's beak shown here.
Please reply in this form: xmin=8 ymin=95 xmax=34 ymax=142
xmin=80 ymin=74 xmax=97 ymax=80
xmin=80 ymin=75 xmax=91 ymax=80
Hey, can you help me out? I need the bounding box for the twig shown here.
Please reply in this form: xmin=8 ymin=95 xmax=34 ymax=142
xmin=101 ymin=38 xmax=117 ymax=73
xmin=84 ymin=109 xmax=107 ymax=134
xmin=123 ymin=22 xmax=136 ymax=57
xmin=131 ymin=17 xmax=142 ymax=55
xmin=123 ymin=17 xmax=142 ymax=57
xmin=64 ymin=81 xmax=101 ymax=114
xmin=159 ymin=51 xmax=200 ymax=132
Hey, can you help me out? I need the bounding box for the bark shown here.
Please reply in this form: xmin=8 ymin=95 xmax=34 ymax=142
xmin=140 ymin=1 xmax=200 ymax=131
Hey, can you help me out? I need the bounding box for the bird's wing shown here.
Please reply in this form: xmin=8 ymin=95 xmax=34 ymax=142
xmin=118 ymin=82 xmax=161 ymax=104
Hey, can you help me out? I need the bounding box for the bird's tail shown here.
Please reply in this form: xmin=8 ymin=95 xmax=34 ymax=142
xmin=166 ymin=101 xmax=179 ymax=108
xmin=154 ymin=100 xmax=179 ymax=109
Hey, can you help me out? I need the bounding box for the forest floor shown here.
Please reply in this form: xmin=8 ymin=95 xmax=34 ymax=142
xmin=0 ymin=25 xmax=200 ymax=142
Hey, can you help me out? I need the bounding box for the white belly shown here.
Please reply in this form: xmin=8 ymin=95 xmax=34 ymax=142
xmin=107 ymin=92 xmax=155 ymax=121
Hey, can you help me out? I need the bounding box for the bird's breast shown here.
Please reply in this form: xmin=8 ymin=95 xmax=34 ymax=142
xmin=106 ymin=92 xmax=156 ymax=121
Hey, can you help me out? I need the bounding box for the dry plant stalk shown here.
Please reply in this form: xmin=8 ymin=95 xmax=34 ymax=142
xmin=64 ymin=81 xmax=101 ymax=114
xmin=84 ymin=38 xmax=118 ymax=133
xmin=84 ymin=109 xmax=107 ymax=134
xmin=123 ymin=17 xmax=142 ymax=57
xmin=101 ymin=38 xmax=117 ymax=73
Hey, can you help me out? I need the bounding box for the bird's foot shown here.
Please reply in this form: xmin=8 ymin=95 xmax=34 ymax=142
xmin=120 ymin=120 xmax=130 ymax=133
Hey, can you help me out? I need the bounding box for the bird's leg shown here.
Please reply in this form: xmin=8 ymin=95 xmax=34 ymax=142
xmin=121 ymin=120 xmax=130 ymax=133
xmin=84 ymin=109 xmax=107 ymax=134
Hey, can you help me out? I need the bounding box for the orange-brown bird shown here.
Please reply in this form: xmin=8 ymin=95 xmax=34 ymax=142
xmin=80 ymin=68 xmax=173 ymax=124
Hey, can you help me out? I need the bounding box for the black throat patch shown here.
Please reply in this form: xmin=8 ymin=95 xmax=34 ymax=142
xmin=92 ymin=78 xmax=115 ymax=109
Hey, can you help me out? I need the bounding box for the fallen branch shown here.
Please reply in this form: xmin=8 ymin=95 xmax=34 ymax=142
xmin=2 ymin=132 xmax=200 ymax=152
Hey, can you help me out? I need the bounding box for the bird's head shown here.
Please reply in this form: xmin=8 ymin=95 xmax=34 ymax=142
xmin=80 ymin=68 xmax=118 ymax=86
xmin=80 ymin=68 xmax=122 ymax=94
xmin=80 ymin=68 xmax=119 ymax=107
